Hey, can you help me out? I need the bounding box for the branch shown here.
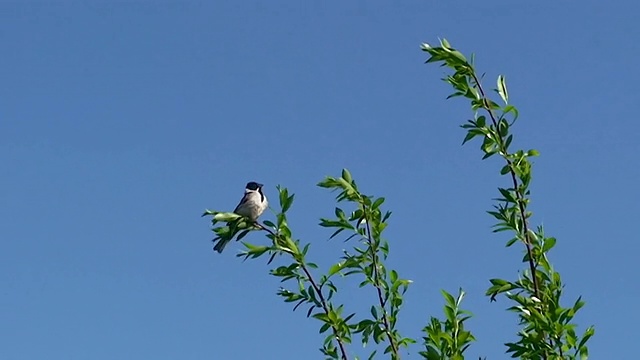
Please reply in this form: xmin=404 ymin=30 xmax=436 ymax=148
xmin=363 ymin=216 xmax=399 ymax=358
xmin=469 ymin=74 xmax=548 ymax=360
xmin=255 ymin=222 xmax=349 ymax=360
xmin=469 ymin=74 xmax=540 ymax=299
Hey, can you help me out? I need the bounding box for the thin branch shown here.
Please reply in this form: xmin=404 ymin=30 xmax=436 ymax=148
xmin=469 ymin=73 xmax=548 ymax=360
xmin=470 ymin=73 xmax=540 ymax=298
xmin=255 ymin=222 xmax=349 ymax=360
xmin=363 ymin=212 xmax=400 ymax=359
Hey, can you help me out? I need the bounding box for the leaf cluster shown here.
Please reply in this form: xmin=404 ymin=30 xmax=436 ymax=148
xmin=422 ymin=38 xmax=594 ymax=359
xmin=421 ymin=289 xmax=475 ymax=360
xmin=318 ymin=169 xmax=414 ymax=359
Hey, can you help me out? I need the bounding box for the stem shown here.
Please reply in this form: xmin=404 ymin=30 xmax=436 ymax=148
xmin=556 ymin=336 xmax=565 ymax=358
xmin=470 ymin=73 xmax=548 ymax=360
xmin=256 ymin=222 xmax=349 ymax=360
xmin=363 ymin=211 xmax=400 ymax=359
xmin=470 ymin=73 xmax=540 ymax=298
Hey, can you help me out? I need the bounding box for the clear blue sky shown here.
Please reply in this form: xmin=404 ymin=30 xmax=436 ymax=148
xmin=2 ymin=2 xmax=638 ymax=359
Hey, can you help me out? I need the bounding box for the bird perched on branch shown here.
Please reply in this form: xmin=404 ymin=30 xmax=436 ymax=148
xmin=212 ymin=182 xmax=268 ymax=253
xmin=234 ymin=181 xmax=268 ymax=221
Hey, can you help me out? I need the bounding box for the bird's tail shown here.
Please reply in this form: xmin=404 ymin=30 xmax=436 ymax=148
xmin=213 ymin=238 xmax=229 ymax=253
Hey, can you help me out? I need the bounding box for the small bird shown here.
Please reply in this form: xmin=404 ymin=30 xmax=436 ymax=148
xmin=213 ymin=182 xmax=268 ymax=253
xmin=234 ymin=181 xmax=268 ymax=221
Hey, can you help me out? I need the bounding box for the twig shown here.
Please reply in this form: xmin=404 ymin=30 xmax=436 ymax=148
xmin=470 ymin=73 xmax=547 ymax=360
xmin=255 ymin=221 xmax=349 ymax=360
xmin=363 ymin=213 xmax=400 ymax=359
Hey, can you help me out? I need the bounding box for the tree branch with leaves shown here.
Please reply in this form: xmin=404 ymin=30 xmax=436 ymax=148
xmin=421 ymin=38 xmax=594 ymax=359
xmin=202 ymin=38 xmax=594 ymax=360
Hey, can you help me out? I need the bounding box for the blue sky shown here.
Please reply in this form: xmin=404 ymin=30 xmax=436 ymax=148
xmin=2 ymin=1 xmax=639 ymax=359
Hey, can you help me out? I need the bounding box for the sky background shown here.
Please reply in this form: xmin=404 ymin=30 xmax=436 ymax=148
xmin=2 ymin=1 xmax=639 ymax=359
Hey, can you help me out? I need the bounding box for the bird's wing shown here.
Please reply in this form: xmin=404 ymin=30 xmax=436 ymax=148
xmin=233 ymin=192 xmax=251 ymax=213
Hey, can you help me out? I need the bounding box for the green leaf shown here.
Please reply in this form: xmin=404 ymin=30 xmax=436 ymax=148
xmin=319 ymin=322 xmax=331 ymax=334
xmin=213 ymin=212 xmax=241 ymax=222
xmin=542 ymin=237 xmax=557 ymax=252
xmin=341 ymin=168 xmax=353 ymax=183
xmin=201 ymin=209 xmax=216 ymax=217
xmin=572 ymin=296 xmax=585 ymax=313
xmin=284 ymin=194 xmax=295 ymax=212
xmin=238 ymin=242 xmax=270 ymax=259
xmin=328 ymin=262 xmax=344 ymax=277
xmin=462 ymin=130 xmax=479 ymax=145
xmin=329 ymin=228 xmax=345 ymax=239
xmin=389 ymin=270 xmax=398 ymax=283
xmin=372 ymin=197 xmax=385 ymax=209
xmin=367 ymin=350 xmax=377 ymax=360
xmin=446 ymin=91 xmax=464 ymax=100
xmin=317 ymin=177 xmax=338 ymax=188
xmin=505 ymin=237 xmax=518 ymax=247
xmin=578 ymin=326 xmax=595 ymax=350
xmin=497 ymin=75 xmax=508 ymax=104
xmin=498 ymin=187 xmax=516 ymax=203
xmin=580 ymin=346 xmax=589 ymax=360
xmin=450 ymin=50 xmax=468 ymax=64
xmin=263 ymin=220 xmax=276 ymax=228
xmin=503 ymin=104 xmax=518 ymax=121
xmin=278 ymin=187 xmax=287 ymax=206
xmin=441 ymin=289 xmax=456 ymax=307
xmin=498 ymin=119 xmax=509 ymax=137
xmin=425 ymin=54 xmax=442 ymax=64
xmin=319 ymin=219 xmax=346 ymax=228
xmin=481 ymin=150 xmax=497 ymax=160
xmin=483 ymin=98 xmax=501 ymax=110
xmin=489 ymin=278 xmax=510 ymax=286
xmin=467 ymin=86 xmax=479 ymax=100
xmin=504 ymin=134 xmax=513 ymax=149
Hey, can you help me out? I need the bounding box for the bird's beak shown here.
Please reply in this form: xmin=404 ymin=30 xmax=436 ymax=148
xmin=257 ymin=183 xmax=264 ymax=188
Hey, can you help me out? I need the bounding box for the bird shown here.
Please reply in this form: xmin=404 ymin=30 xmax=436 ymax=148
xmin=213 ymin=182 xmax=268 ymax=253
xmin=234 ymin=181 xmax=268 ymax=221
